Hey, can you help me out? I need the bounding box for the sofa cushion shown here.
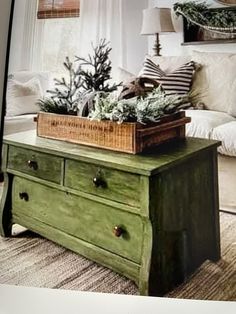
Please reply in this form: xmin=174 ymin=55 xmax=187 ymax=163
xmin=6 ymin=77 xmax=42 ymax=117
xmin=191 ymin=51 xmax=236 ymax=115
xmin=4 ymin=114 xmax=37 ymax=135
xmin=139 ymin=56 xmax=195 ymax=96
xmin=211 ymin=121 xmax=236 ymax=157
xmin=116 ymin=67 xmax=135 ymax=82
xmin=228 ymin=88 xmax=236 ymax=117
xmin=185 ymin=109 xmax=236 ymax=139
xmin=9 ymin=71 xmax=52 ymax=95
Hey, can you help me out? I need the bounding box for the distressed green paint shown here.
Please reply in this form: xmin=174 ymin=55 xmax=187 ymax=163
xmin=1 ymin=144 xmax=8 ymax=172
xmin=0 ymin=130 xmax=221 ymax=296
xmin=147 ymin=149 xmax=221 ymax=295
xmin=6 ymin=169 xmax=140 ymax=215
xmin=8 ymin=146 xmax=62 ymax=184
xmin=13 ymin=212 xmax=140 ymax=283
xmin=65 ymin=159 xmax=141 ymax=208
xmin=13 ymin=176 xmax=143 ymax=264
xmin=0 ymin=173 xmax=13 ymax=237
xmin=4 ymin=130 xmax=220 ymax=175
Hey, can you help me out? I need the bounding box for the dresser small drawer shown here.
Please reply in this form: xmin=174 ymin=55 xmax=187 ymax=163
xmin=64 ymin=159 xmax=141 ymax=208
xmin=7 ymin=146 xmax=62 ymax=184
xmin=12 ymin=177 xmax=143 ymax=263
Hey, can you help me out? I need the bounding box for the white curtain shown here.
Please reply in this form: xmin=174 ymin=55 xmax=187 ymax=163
xmin=21 ymin=0 xmax=39 ymax=70
xmin=78 ymin=0 xmax=126 ymax=76
xmin=78 ymin=0 xmax=148 ymax=78
xmin=9 ymin=0 xmax=44 ymax=73
xmin=9 ymin=0 xmax=148 ymax=76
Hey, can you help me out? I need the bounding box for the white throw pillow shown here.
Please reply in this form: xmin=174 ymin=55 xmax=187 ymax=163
xmin=10 ymin=71 xmax=52 ymax=95
xmin=191 ymin=51 xmax=236 ymax=116
xmin=228 ymin=81 xmax=236 ymax=117
xmin=6 ymin=77 xmax=42 ymax=117
xmin=112 ymin=67 xmax=136 ymax=98
xmin=117 ymin=67 xmax=135 ymax=83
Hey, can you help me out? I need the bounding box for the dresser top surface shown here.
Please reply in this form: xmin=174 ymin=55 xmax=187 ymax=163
xmin=3 ymin=130 xmax=220 ymax=175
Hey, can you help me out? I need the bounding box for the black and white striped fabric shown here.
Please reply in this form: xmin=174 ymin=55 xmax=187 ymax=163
xmin=140 ymin=57 xmax=195 ymax=96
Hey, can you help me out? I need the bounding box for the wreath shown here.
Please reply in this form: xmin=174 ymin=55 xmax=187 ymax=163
xmin=174 ymin=1 xmax=236 ymax=35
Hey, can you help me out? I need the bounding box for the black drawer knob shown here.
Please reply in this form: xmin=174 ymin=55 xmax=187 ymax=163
xmin=28 ymin=160 xmax=38 ymax=170
xmin=93 ymin=176 xmax=106 ymax=188
xmin=113 ymin=226 xmax=124 ymax=237
xmin=19 ymin=192 xmax=29 ymax=201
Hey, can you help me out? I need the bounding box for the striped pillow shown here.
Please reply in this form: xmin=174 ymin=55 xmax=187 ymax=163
xmin=140 ymin=57 xmax=195 ymax=96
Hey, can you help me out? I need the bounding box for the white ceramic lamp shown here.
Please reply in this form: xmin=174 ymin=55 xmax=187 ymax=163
xmin=140 ymin=8 xmax=175 ymax=56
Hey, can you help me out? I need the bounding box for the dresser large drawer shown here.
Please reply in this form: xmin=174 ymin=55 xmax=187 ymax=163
xmin=64 ymin=159 xmax=141 ymax=208
xmin=12 ymin=177 xmax=143 ymax=263
xmin=7 ymin=146 xmax=62 ymax=184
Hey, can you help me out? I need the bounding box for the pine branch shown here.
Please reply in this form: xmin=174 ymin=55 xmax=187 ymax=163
xmin=37 ymin=98 xmax=70 ymax=115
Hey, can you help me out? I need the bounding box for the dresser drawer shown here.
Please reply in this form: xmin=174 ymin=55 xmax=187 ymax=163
xmin=64 ymin=159 xmax=141 ymax=208
xmin=7 ymin=146 xmax=62 ymax=184
xmin=12 ymin=177 xmax=143 ymax=263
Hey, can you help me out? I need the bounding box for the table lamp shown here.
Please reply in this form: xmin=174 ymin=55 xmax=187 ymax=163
xmin=140 ymin=7 xmax=175 ymax=56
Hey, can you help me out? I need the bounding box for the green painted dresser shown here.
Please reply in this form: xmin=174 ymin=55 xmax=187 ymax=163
xmin=0 ymin=130 xmax=221 ymax=296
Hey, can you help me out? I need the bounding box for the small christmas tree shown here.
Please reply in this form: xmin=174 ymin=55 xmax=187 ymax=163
xmin=38 ymin=57 xmax=82 ymax=115
xmin=76 ymin=39 xmax=121 ymax=93
xmin=38 ymin=40 xmax=120 ymax=116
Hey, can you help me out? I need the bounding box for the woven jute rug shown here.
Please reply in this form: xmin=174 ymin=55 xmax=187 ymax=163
xmin=0 ymin=213 xmax=235 ymax=300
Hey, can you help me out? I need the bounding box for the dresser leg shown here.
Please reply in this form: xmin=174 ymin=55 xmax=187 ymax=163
xmin=0 ymin=173 xmax=13 ymax=237
xmin=210 ymin=151 xmax=221 ymax=262
xmin=138 ymin=219 xmax=153 ymax=296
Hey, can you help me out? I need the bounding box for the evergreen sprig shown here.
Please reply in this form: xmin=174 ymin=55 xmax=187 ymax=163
xmin=37 ymin=98 xmax=69 ymax=115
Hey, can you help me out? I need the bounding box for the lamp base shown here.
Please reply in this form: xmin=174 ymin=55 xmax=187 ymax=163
xmin=153 ymin=33 xmax=161 ymax=56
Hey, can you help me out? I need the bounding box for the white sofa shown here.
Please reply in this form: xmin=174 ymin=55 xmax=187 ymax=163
xmin=147 ymin=51 xmax=236 ymax=212
xmin=4 ymin=71 xmax=51 ymax=135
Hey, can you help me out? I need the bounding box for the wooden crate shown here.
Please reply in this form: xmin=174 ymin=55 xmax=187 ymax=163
xmin=37 ymin=111 xmax=191 ymax=154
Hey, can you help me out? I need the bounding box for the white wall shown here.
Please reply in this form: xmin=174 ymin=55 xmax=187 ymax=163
xmin=148 ymin=0 xmax=236 ymax=56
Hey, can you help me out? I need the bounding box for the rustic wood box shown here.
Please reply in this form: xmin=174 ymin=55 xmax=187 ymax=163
xmin=37 ymin=111 xmax=191 ymax=154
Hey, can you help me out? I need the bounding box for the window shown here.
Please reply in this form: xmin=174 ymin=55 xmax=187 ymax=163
xmin=37 ymin=0 xmax=80 ymax=19
xmin=36 ymin=0 xmax=80 ymax=76
xmin=38 ymin=17 xmax=80 ymax=76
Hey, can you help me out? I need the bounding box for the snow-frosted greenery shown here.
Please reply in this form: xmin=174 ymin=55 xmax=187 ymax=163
xmin=174 ymin=1 xmax=236 ymax=29
xmin=89 ymin=87 xmax=188 ymax=124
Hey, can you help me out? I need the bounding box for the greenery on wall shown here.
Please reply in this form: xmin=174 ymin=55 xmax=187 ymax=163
xmin=174 ymin=1 xmax=236 ymax=30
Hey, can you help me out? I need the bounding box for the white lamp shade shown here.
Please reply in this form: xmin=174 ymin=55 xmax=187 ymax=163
xmin=140 ymin=8 xmax=175 ymax=35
